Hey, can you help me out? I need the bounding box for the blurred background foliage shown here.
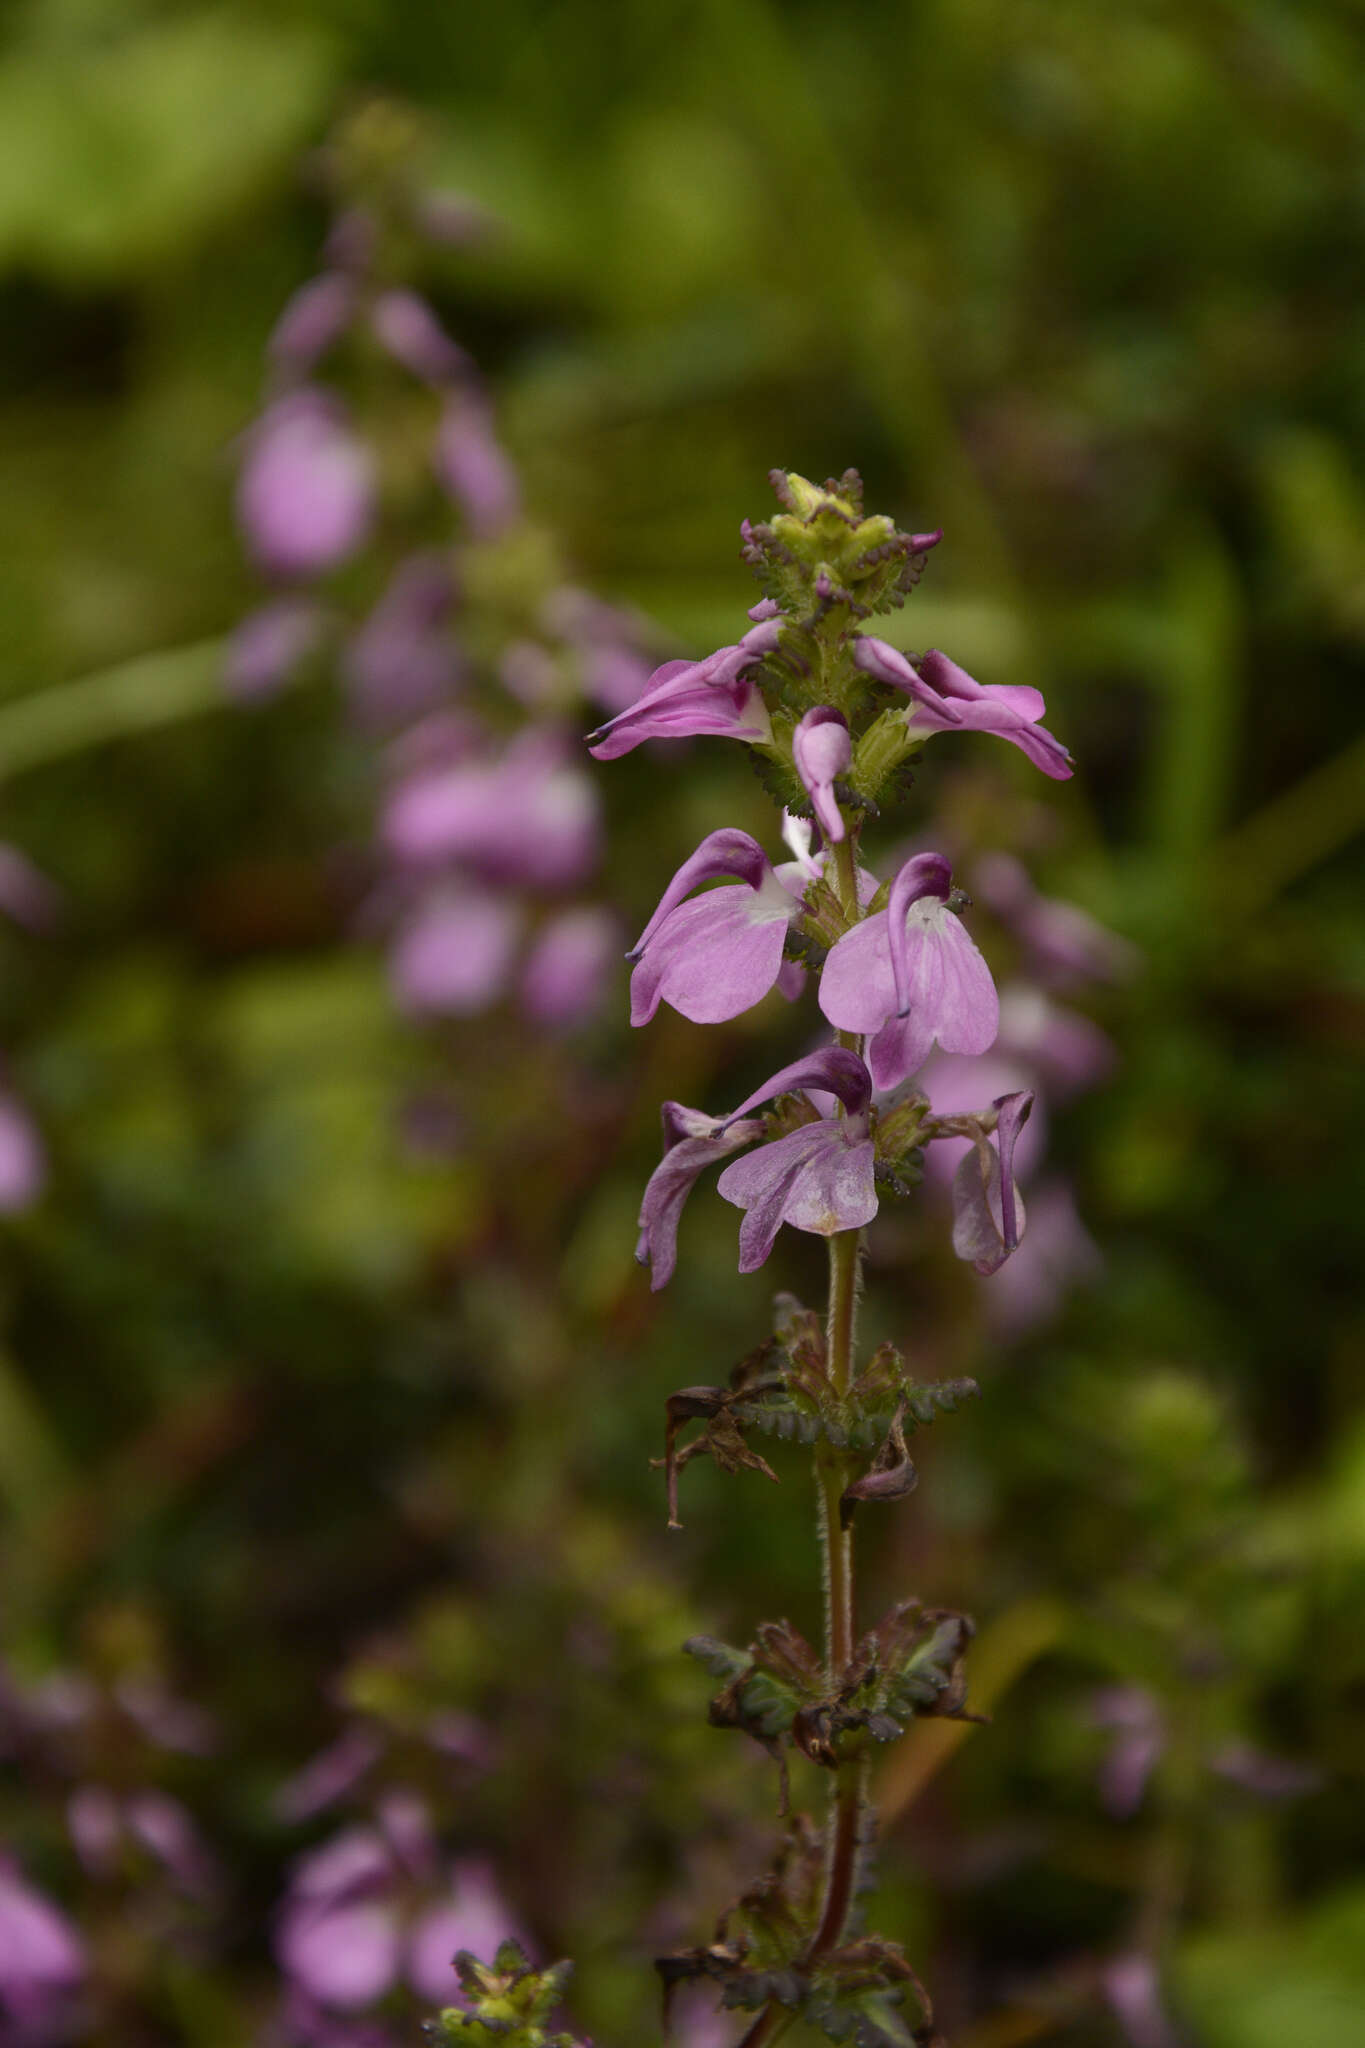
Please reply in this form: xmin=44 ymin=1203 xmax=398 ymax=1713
xmin=1 ymin=0 xmax=1363 ymax=2043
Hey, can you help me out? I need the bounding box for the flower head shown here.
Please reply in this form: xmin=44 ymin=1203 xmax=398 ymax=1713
xmin=585 ymin=620 xmax=779 ymax=759
xmin=853 ymin=638 xmax=1072 ymax=780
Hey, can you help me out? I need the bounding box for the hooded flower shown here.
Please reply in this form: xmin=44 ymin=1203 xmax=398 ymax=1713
xmin=791 ymin=707 xmax=852 ymax=841
xmin=585 ymin=620 xmax=779 ymax=760
xmin=635 ymin=1050 xmax=875 ymax=1288
xmin=627 ymin=828 xmax=812 ymax=1026
xmin=818 ymin=853 xmax=999 ymax=1088
xmin=853 ymin=638 xmax=1072 ymax=780
xmin=950 ymin=1090 xmax=1033 ymax=1275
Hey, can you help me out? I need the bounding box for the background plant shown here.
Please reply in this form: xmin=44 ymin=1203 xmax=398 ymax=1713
xmin=0 ymin=3 xmax=1361 ymax=2045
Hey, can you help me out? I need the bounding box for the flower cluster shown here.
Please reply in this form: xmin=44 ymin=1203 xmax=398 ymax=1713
xmin=228 ymin=106 xmax=655 ymax=1040
xmin=594 ymin=469 xmax=1075 ymax=1288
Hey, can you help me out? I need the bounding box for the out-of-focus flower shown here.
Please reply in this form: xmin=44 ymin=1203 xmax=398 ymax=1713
xmin=585 ymin=621 xmax=780 ymax=760
xmin=276 ymin=1797 xmax=520 ymax=2011
xmin=0 ymin=1093 xmax=45 ymax=1212
xmin=0 ymin=1856 xmax=85 ymax=2040
xmin=0 ymin=847 xmax=61 ymax=933
xmin=818 ymin=853 xmax=999 ymax=1088
xmin=434 ymin=395 xmax=521 ymax=538
xmin=1092 ymin=1686 xmax=1166 ymax=1820
xmin=1102 ymin=1953 xmax=1185 ymax=2048
xmin=268 ymin=273 xmax=358 ymax=377
xmin=853 ymin=639 xmax=1072 ymax=779
xmin=974 ymin=850 xmax=1138 ymax=989
xmin=390 ymin=892 xmax=521 ymax=1017
xmin=344 ymin=556 xmax=461 ymax=727
xmin=384 ymin=730 xmax=599 ymax=892
xmin=225 ymin=597 xmax=329 ymax=702
xmin=237 ymin=392 xmax=374 ymax=581
xmin=370 ymin=291 xmax=470 ymax=386
xmin=520 ymin=908 xmax=619 ymax=1030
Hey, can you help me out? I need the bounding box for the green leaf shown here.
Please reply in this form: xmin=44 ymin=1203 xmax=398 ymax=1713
xmin=0 ymin=11 xmax=339 ymax=278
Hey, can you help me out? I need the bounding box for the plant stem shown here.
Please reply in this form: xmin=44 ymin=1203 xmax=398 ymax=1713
xmin=734 ymin=2005 xmax=797 ymax=2048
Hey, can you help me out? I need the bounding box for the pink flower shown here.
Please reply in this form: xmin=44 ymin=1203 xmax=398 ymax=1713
xmin=791 ymin=707 xmax=852 ymax=842
xmin=635 ymin=1050 xmax=875 ymax=1288
xmin=950 ymin=1091 xmax=1033 ymax=1275
xmin=276 ymin=1801 xmax=520 ymax=2012
xmin=237 ymin=391 xmax=374 ymax=581
xmin=818 ymin=853 xmax=999 ymax=1088
xmin=585 ymin=621 xmax=779 ymax=760
xmin=627 ymin=829 xmax=811 ymax=1027
xmin=853 ymin=638 xmax=1072 ymax=779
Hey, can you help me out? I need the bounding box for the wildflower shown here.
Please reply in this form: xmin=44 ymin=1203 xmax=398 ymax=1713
xmin=0 ymin=1856 xmax=85 ymax=2038
xmin=225 ymin=597 xmax=328 ymax=701
xmin=853 ymin=639 xmax=1073 ymax=779
xmin=627 ymin=829 xmax=812 ymax=1027
xmin=585 ymin=620 xmax=780 ymax=759
xmin=344 ymin=555 xmax=461 ymax=726
xmin=520 ymin=908 xmax=620 ymax=1029
xmin=276 ymin=1797 xmax=520 ymax=2011
xmin=635 ymin=1050 xmax=875 ymax=1287
xmin=791 ymin=707 xmax=852 ymax=841
xmin=390 ymin=891 xmax=521 ymax=1016
xmin=237 ymin=391 xmax=374 ymax=581
xmin=370 ymin=290 xmax=469 ymax=385
xmin=434 ymin=394 xmax=521 ymax=538
xmin=819 ymin=853 xmax=999 ymax=1088
xmin=949 ymin=1090 xmax=1033 ymax=1275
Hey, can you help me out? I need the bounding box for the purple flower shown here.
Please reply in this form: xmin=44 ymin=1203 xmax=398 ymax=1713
xmin=0 ymin=1856 xmax=85 ymax=2038
xmin=973 ymin=851 xmax=1138 ymax=989
xmin=344 ymin=556 xmax=461 ymax=727
xmin=384 ymin=730 xmax=599 ymax=892
xmin=1092 ymin=1687 xmax=1166 ymax=1820
xmin=276 ymin=1801 xmax=521 ymax=2012
xmin=267 ymin=273 xmax=357 ymax=376
xmin=0 ymin=846 xmax=61 ymax=934
xmin=950 ymin=1091 xmax=1033 ymax=1275
xmin=818 ymin=853 xmax=999 ymax=1089
xmin=434 ymin=396 xmax=521 ymax=539
xmin=627 ymin=829 xmax=810 ymax=1027
xmin=1102 ymin=1954 xmax=1185 ymax=2048
xmin=0 ymin=1093 xmax=45 ymax=1212
xmin=635 ymin=1104 xmax=767 ymax=1290
xmin=237 ymin=392 xmax=374 ymax=581
xmin=979 ymin=1177 xmax=1100 ymax=1334
xmin=225 ymin=597 xmax=328 ymax=701
xmin=390 ymin=891 xmax=520 ymax=1016
xmin=520 ymin=908 xmax=619 ymax=1029
xmin=853 ymin=638 xmax=1072 ymax=780
xmin=370 ymin=291 xmax=470 ymax=386
xmin=791 ymin=707 xmax=851 ymax=841
xmin=585 ymin=621 xmax=779 ymax=760
xmin=635 ymin=1050 xmax=874 ymax=1288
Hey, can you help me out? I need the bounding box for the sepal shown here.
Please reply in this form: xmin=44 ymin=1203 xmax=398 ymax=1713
xmin=425 ymin=1941 xmax=587 ymax=2047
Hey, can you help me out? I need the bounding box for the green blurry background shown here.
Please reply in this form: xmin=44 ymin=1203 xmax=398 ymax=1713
xmin=1 ymin=1 xmax=1363 ymax=2044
